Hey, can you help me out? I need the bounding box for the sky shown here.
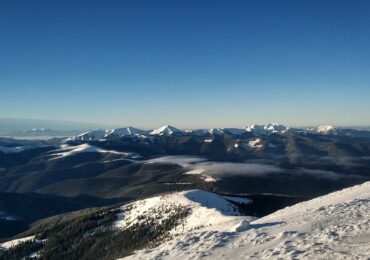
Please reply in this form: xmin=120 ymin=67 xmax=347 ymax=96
xmin=0 ymin=0 xmax=370 ymax=129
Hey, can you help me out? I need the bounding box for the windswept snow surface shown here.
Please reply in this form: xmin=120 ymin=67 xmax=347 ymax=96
xmin=49 ymin=143 xmax=131 ymax=160
xmin=123 ymin=182 xmax=370 ymax=259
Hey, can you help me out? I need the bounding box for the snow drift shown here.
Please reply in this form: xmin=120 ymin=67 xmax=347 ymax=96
xmin=122 ymin=182 xmax=370 ymax=259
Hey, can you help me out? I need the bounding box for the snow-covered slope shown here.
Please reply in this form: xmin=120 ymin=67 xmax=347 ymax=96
xmin=208 ymin=128 xmax=246 ymax=135
xmin=105 ymin=127 xmax=149 ymax=137
xmin=115 ymin=190 xmax=252 ymax=234
xmin=233 ymin=138 xmax=264 ymax=150
xmin=185 ymin=128 xmax=245 ymax=136
xmin=65 ymin=130 xmax=107 ymax=141
xmin=123 ymin=182 xmax=370 ymax=259
xmin=48 ymin=143 xmax=131 ymax=160
xmin=309 ymin=125 xmax=338 ymax=135
xmin=207 ymin=128 xmax=224 ymax=135
xmin=150 ymin=125 xmax=183 ymax=136
xmin=64 ymin=127 xmax=151 ymax=141
xmin=248 ymin=138 xmax=264 ymax=149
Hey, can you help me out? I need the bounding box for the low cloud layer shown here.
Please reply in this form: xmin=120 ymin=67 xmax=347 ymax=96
xmin=188 ymin=162 xmax=283 ymax=177
xmin=296 ymin=168 xmax=342 ymax=180
xmin=146 ymin=156 xmax=206 ymax=167
xmin=145 ymin=156 xmax=348 ymax=180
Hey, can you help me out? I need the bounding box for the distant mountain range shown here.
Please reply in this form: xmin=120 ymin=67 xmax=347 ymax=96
xmin=1 ymin=123 xmax=370 ymax=258
xmin=0 ymin=118 xmax=119 ymax=136
xmin=2 ymin=120 xmax=370 ymax=141
xmin=1 ymin=122 xmax=369 ymax=200
xmin=65 ymin=124 xmax=370 ymax=141
xmin=3 ymin=128 xmax=81 ymax=139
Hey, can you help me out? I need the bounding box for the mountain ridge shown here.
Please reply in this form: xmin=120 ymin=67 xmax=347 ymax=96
xmin=65 ymin=123 xmax=370 ymax=141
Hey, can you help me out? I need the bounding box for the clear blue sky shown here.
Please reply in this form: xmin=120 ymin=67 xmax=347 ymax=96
xmin=1 ymin=0 xmax=369 ymax=129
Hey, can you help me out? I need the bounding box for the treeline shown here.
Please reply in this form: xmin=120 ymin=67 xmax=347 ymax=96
xmin=0 ymin=240 xmax=42 ymax=260
xmin=1 ymin=204 xmax=190 ymax=260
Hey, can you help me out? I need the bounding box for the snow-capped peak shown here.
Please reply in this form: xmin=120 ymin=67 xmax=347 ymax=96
xmin=312 ymin=125 xmax=338 ymax=135
xmin=64 ymin=127 xmax=150 ymax=142
xmin=64 ymin=130 xmax=106 ymax=142
xmin=150 ymin=125 xmax=183 ymax=135
xmin=245 ymin=123 xmax=289 ymax=135
xmin=48 ymin=143 xmax=131 ymax=160
xmin=208 ymin=128 xmax=224 ymax=135
xmin=105 ymin=127 xmax=148 ymax=137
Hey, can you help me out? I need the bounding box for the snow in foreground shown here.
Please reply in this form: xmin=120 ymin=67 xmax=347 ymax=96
xmin=115 ymin=190 xmax=253 ymax=234
xmin=122 ymin=182 xmax=370 ymax=260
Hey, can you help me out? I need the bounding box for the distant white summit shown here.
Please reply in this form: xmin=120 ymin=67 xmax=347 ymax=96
xmin=309 ymin=125 xmax=338 ymax=135
xmin=64 ymin=123 xmax=362 ymax=142
xmin=187 ymin=128 xmax=247 ymax=136
xmin=66 ymin=130 xmax=107 ymax=141
xmin=105 ymin=127 xmax=149 ymax=137
xmin=208 ymin=128 xmax=225 ymax=136
xmin=150 ymin=125 xmax=183 ymax=136
xmin=66 ymin=126 xmax=152 ymax=141
xmin=245 ymin=123 xmax=289 ymax=135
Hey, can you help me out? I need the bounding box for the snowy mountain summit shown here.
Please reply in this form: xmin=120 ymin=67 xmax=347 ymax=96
xmin=62 ymin=123 xmax=370 ymax=142
xmin=245 ymin=123 xmax=289 ymax=135
xmin=311 ymin=125 xmax=338 ymax=135
xmin=150 ymin=125 xmax=183 ymax=135
xmin=105 ymin=127 xmax=148 ymax=137
xmin=65 ymin=130 xmax=106 ymax=141
xmin=122 ymin=182 xmax=370 ymax=259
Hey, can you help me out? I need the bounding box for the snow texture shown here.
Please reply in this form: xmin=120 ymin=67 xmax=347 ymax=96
xmin=122 ymin=181 xmax=370 ymax=259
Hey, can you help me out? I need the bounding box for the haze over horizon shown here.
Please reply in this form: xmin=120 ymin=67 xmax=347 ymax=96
xmin=1 ymin=0 xmax=370 ymax=128
xmin=1 ymin=117 xmax=370 ymax=134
